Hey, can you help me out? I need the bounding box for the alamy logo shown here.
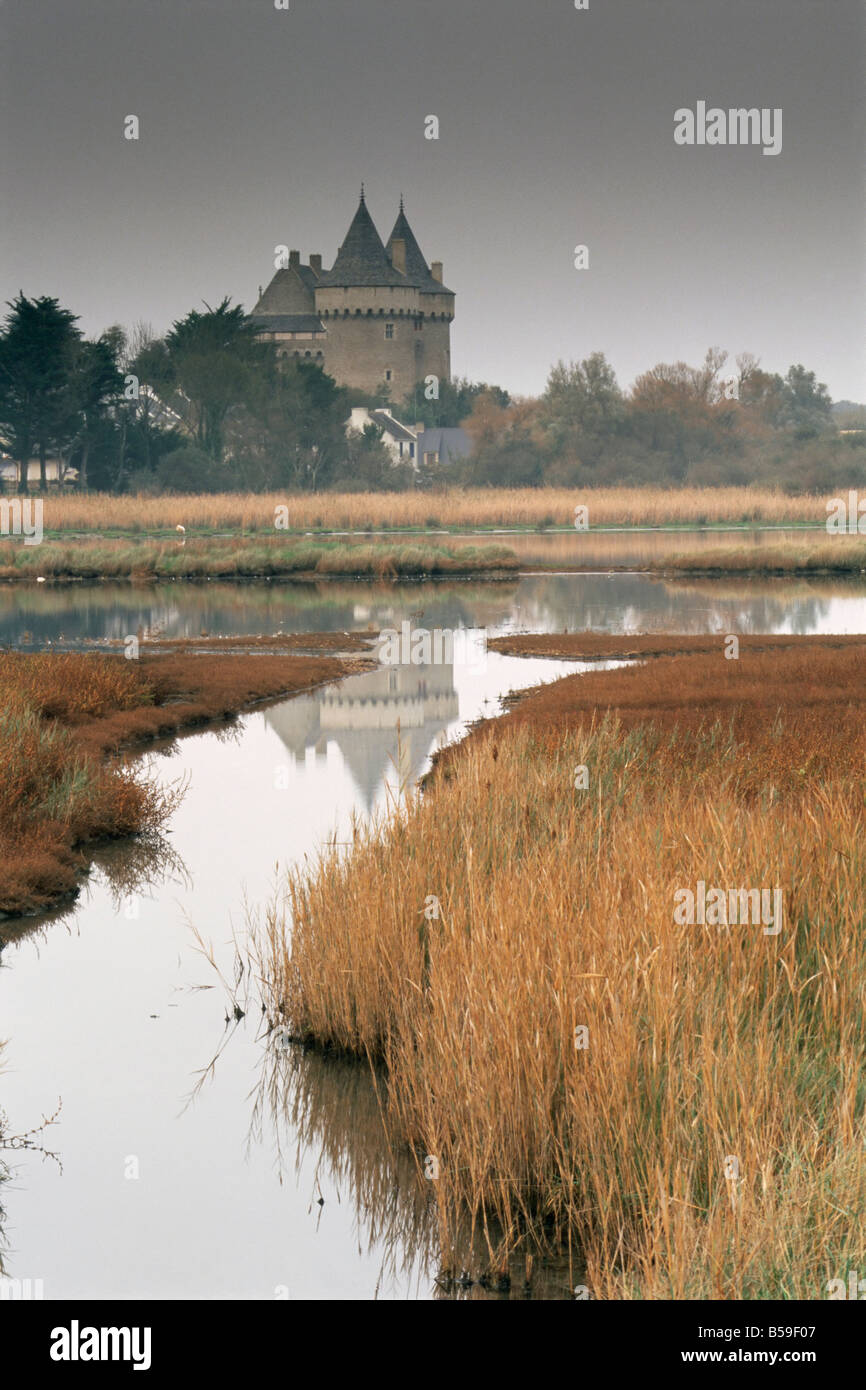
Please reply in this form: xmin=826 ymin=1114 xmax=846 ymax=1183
xmin=675 ymin=102 xmax=782 ymax=156
xmin=377 ymin=620 xmax=487 ymax=672
xmin=0 ymin=497 xmax=43 ymax=546
xmin=673 ymin=881 xmax=783 ymax=935
xmin=826 ymin=491 xmax=866 ymax=534
xmin=0 ymin=1276 xmax=44 ymax=1300
xmin=826 ymin=1270 xmax=866 ymax=1299
xmin=50 ymin=1320 xmax=152 ymax=1371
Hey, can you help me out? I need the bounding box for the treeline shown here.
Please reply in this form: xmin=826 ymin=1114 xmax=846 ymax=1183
xmin=457 ymin=350 xmax=866 ymax=493
xmin=0 ymin=294 xmax=397 ymax=494
xmin=0 ymin=292 xmax=861 ymax=494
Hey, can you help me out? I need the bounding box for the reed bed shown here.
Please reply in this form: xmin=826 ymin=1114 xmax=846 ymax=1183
xmin=487 ymin=631 xmax=866 ymax=663
xmin=32 ymin=487 xmax=833 ymax=535
xmin=655 ymin=537 xmax=866 ymax=574
xmin=0 ymin=668 xmax=174 ymax=915
xmin=0 ymin=648 xmax=358 ymax=914
xmin=259 ymin=644 xmax=866 ymax=1296
xmin=0 ymin=538 xmax=517 ymax=582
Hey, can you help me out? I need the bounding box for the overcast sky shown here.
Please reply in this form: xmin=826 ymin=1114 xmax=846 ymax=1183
xmin=2 ymin=0 xmax=864 ymax=401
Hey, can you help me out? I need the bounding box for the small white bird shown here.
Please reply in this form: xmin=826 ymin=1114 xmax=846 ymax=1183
xmin=36 ymin=576 xmax=46 ymax=583
xmin=176 ymin=524 xmax=186 ymax=535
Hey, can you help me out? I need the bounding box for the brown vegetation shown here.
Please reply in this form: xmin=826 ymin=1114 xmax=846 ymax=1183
xmin=98 ymin=631 xmax=377 ymax=657
xmin=0 ymin=648 xmax=365 ymax=916
xmin=488 ymin=630 xmax=866 ymax=662
xmin=651 ymin=537 xmax=866 ymax=574
xmin=27 ymin=486 xmax=834 ymax=535
xmin=259 ymin=638 xmax=866 ymax=1295
xmin=0 ymin=537 xmax=518 ymax=583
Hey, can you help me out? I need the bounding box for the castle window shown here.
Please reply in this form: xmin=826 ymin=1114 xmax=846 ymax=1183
xmin=385 ymin=323 xmax=394 ymax=339
xmin=385 ymin=369 xmax=392 ymax=382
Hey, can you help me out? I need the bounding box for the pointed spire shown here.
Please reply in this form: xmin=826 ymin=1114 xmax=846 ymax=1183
xmin=318 ymin=192 xmax=404 ymax=287
xmin=386 ymin=201 xmax=449 ymax=292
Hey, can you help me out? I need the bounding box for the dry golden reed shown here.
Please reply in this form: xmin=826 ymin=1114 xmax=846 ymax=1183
xmin=259 ymin=649 xmax=866 ymax=1296
xmin=37 ymin=486 xmax=832 ymax=535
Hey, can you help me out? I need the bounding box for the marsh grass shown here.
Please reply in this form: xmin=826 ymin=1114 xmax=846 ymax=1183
xmin=258 ymin=646 xmax=866 ymax=1296
xmin=655 ymin=537 xmax=866 ymax=574
xmin=0 ymin=538 xmax=518 ymax=582
xmin=26 ymin=487 xmax=835 ymax=536
xmin=0 ymin=682 xmax=177 ymax=914
xmin=0 ymin=648 xmax=355 ymax=914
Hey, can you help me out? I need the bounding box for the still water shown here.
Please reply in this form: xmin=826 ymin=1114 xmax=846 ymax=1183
xmin=2 ymin=569 xmax=866 ymax=1300
xmin=2 ymin=569 xmax=866 ymax=652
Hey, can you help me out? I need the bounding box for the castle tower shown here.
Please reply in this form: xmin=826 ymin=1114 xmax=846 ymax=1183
xmin=251 ymin=191 xmax=454 ymax=403
xmin=384 ymin=198 xmax=453 ymax=397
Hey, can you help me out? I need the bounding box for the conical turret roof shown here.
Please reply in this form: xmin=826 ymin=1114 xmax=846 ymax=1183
xmin=318 ymin=191 xmax=407 ymax=288
xmin=386 ymin=201 xmax=450 ymax=292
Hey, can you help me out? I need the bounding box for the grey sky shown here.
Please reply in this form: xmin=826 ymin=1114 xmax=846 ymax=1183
xmin=2 ymin=0 xmax=864 ymax=400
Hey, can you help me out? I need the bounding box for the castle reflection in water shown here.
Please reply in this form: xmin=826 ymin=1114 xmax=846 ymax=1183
xmin=264 ymin=658 xmax=459 ymax=810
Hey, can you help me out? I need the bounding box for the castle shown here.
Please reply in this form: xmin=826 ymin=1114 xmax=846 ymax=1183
xmin=250 ymin=190 xmax=454 ymax=403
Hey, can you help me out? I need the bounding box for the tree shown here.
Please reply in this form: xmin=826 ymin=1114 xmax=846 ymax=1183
xmin=156 ymin=446 xmax=232 ymax=494
xmin=0 ymin=294 xmax=82 ymax=491
xmin=235 ymin=359 xmax=352 ymax=491
xmin=778 ymin=364 xmax=833 ymax=438
xmin=137 ymin=299 xmax=272 ymax=461
xmin=627 ymin=348 xmax=740 ymax=471
xmin=397 ymin=375 xmax=510 ymax=429
xmin=64 ymin=335 xmax=124 ymax=489
xmin=539 ymin=353 xmax=623 ymax=465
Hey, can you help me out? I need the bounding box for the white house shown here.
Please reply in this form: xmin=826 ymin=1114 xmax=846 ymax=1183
xmin=345 ymin=408 xmax=471 ymax=472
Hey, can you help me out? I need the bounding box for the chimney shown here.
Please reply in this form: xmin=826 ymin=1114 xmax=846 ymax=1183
xmin=414 ymin=422 xmax=425 ymax=437
xmin=431 ymin=261 xmax=443 ymax=283
xmin=289 ymin=249 xmax=301 ymax=269
xmin=309 ymin=253 xmax=322 ymax=275
xmin=390 ymin=238 xmax=407 ymax=274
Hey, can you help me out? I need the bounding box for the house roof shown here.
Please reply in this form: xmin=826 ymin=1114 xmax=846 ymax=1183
xmin=252 ymin=314 xmax=325 ymax=335
xmin=317 ymin=192 xmax=410 ymax=288
xmin=418 ymin=427 xmax=472 ymax=460
xmin=386 ymin=203 xmax=452 ymax=294
xmin=252 ymin=265 xmax=318 ymax=317
xmin=369 ymin=410 xmax=417 ymax=442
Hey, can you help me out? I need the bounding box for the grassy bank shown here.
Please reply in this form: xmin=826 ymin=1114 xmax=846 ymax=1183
xmin=0 ymin=647 xmax=367 ymax=916
xmin=258 ymin=639 xmax=866 ymax=1295
xmin=651 ymin=537 xmax=866 ymax=574
xmin=488 ymin=632 xmax=866 ymax=662
xmin=22 ymin=486 xmax=837 ymax=536
xmin=0 ymin=538 xmax=518 ymax=583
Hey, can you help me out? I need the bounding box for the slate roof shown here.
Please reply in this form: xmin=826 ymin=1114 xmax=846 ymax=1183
xmin=252 ymin=314 xmax=325 ymax=335
xmin=317 ymin=193 xmax=409 ymax=288
xmin=417 ymin=427 xmax=472 ymax=462
xmin=369 ymin=410 xmax=417 ymax=442
xmin=252 ymin=266 xmax=317 ymax=317
xmin=386 ymin=205 xmax=452 ymax=294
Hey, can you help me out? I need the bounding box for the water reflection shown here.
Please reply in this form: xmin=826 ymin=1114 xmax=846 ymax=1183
xmin=3 ymin=568 xmax=865 ymax=652
xmin=265 ymin=661 xmax=459 ymax=811
xmin=0 ymin=651 xmax=571 ymax=1299
xmin=2 ymin=566 xmax=866 ymax=1298
xmin=246 ymin=1033 xmax=579 ymax=1299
